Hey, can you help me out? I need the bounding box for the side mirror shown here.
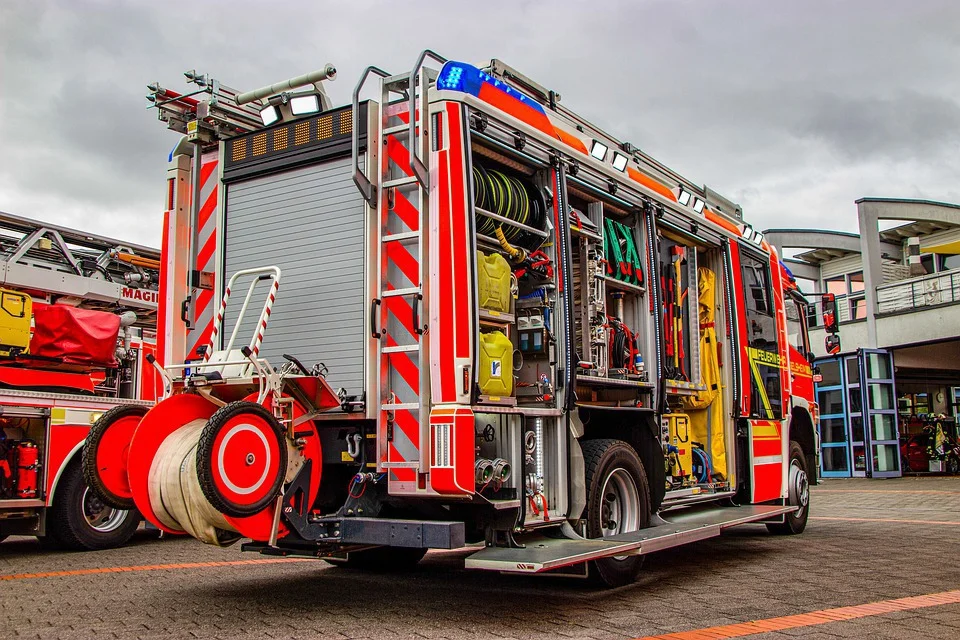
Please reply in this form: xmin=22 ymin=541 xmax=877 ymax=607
xmin=821 ymin=293 xmax=838 ymax=334
xmin=825 ymin=333 xmax=841 ymax=355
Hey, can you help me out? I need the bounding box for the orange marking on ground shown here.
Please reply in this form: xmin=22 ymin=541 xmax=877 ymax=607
xmin=633 ymin=589 xmax=960 ymax=639
xmin=815 ymin=489 xmax=960 ymax=494
xmin=811 ymin=516 xmax=960 ymax=526
xmin=0 ymin=558 xmax=309 ymax=581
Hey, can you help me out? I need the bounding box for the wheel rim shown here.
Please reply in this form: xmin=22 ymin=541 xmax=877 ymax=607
xmin=599 ymin=468 xmax=640 ymax=537
xmin=82 ymin=487 xmax=129 ymax=533
xmin=788 ymin=459 xmax=809 ymax=515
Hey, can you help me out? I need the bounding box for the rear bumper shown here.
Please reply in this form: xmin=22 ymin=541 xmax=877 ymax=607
xmin=242 ymin=516 xmax=466 ymax=556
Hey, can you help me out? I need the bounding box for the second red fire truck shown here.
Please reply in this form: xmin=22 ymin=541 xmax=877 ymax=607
xmin=86 ymin=51 xmax=837 ymax=585
xmin=0 ymin=212 xmax=160 ymax=549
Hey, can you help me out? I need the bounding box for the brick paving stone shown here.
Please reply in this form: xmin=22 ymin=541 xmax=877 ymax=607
xmin=2 ymin=476 xmax=960 ymax=639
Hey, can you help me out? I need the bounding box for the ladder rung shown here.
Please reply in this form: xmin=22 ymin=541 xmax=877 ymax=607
xmin=382 ymin=287 xmax=421 ymax=298
xmin=383 ymin=124 xmax=410 ymax=136
xmin=382 ymin=176 xmax=419 ymax=189
xmin=383 ymin=402 xmax=420 ymax=411
xmin=383 ymin=231 xmax=421 ymax=242
xmin=382 ymin=461 xmax=420 ymax=469
xmin=383 ymin=345 xmax=419 ymax=354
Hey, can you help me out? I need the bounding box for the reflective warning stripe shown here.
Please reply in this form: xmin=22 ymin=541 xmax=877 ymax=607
xmin=188 ymin=154 xmax=219 ymax=359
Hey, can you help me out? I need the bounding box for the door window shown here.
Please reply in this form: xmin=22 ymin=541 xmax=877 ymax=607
xmin=785 ymin=299 xmax=807 ymax=354
xmin=741 ymin=250 xmax=782 ymax=419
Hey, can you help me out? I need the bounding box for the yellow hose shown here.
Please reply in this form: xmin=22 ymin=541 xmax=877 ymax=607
xmin=495 ymin=226 xmax=526 ymax=263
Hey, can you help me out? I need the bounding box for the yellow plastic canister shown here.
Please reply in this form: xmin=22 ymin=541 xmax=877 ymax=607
xmin=476 ymin=251 xmax=511 ymax=314
xmin=479 ymin=330 xmax=513 ymax=397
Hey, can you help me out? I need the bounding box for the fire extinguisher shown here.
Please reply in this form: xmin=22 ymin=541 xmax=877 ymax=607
xmin=13 ymin=440 xmax=40 ymax=499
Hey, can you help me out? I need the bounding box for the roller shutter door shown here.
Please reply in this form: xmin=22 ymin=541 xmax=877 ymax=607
xmin=223 ymin=156 xmax=365 ymax=397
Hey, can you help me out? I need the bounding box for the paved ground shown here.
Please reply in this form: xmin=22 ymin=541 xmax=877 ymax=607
xmin=2 ymin=476 xmax=959 ymax=639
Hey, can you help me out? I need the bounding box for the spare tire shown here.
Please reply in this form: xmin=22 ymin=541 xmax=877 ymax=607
xmin=196 ymin=401 xmax=288 ymax=518
xmin=82 ymin=404 xmax=149 ymax=510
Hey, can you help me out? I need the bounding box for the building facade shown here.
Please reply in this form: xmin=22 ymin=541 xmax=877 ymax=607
xmin=767 ymin=198 xmax=960 ymax=478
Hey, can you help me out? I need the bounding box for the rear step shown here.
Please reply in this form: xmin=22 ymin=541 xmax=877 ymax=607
xmin=464 ymin=504 xmax=795 ymax=574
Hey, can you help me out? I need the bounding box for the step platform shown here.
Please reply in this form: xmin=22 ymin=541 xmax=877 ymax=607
xmin=464 ymin=504 xmax=795 ymax=574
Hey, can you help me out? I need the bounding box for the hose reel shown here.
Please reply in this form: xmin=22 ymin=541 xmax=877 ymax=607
xmin=473 ymin=164 xmax=547 ymax=252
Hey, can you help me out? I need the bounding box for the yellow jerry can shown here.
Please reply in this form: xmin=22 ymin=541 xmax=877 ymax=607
xmin=479 ymin=330 xmax=513 ymax=396
xmin=476 ymin=251 xmax=511 ymax=314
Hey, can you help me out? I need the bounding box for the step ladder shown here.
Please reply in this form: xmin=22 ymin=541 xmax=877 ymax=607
xmin=352 ymin=51 xmax=446 ymax=495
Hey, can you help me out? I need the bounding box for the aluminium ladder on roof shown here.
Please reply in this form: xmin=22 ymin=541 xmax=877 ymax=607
xmin=0 ymin=210 xmax=161 ymax=323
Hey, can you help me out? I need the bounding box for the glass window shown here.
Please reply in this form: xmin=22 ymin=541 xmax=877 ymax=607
xmin=848 ymin=388 xmax=863 ymax=414
xmin=850 ymin=416 xmax=865 ymax=443
xmin=821 ymin=418 xmax=847 ymax=444
xmin=845 ymin=357 xmax=860 ymax=386
xmin=850 ymin=298 xmax=866 ymax=320
xmin=920 ymin=254 xmax=935 ymax=274
xmin=868 ymin=384 xmax=894 ymax=411
xmin=818 ymin=359 xmax=841 ymax=386
xmin=822 ymin=446 xmax=849 ymax=473
xmin=848 ymin=271 xmax=865 ymax=293
xmin=871 ymin=413 xmax=898 ymax=441
xmin=866 ymin=353 xmax=892 ymax=379
xmin=943 ymin=255 xmax=960 ymax=271
xmin=853 ymin=445 xmax=867 ymax=471
xmin=818 ymin=389 xmax=845 ymax=416
xmin=785 ymin=300 xmax=807 ymax=353
xmin=740 ymin=250 xmax=782 ymax=419
xmin=872 ymin=444 xmax=899 ymax=472
xmin=825 ymin=276 xmax=846 ymax=296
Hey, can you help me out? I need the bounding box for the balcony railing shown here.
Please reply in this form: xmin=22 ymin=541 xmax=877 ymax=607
xmin=876 ymin=269 xmax=960 ymax=314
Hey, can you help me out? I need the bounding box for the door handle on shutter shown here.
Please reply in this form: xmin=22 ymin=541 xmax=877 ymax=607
xmin=180 ymin=295 xmax=192 ymax=329
xmin=370 ymin=298 xmax=382 ymax=338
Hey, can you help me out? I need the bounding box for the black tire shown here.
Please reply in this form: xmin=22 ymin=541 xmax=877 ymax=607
xmin=325 ymin=546 xmax=428 ymax=571
xmin=196 ymin=401 xmax=288 ymax=518
xmin=82 ymin=404 xmax=148 ymax=510
xmin=46 ymin=461 xmax=140 ymax=551
xmin=582 ymin=439 xmax=651 ymax=588
xmin=767 ymin=441 xmax=810 ymax=535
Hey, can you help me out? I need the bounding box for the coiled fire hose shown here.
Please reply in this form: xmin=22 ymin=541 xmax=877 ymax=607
xmin=473 ymin=164 xmax=546 ymax=250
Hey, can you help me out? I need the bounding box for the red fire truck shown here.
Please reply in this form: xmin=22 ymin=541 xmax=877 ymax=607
xmin=0 ymin=212 xmax=160 ymax=549
xmin=87 ymin=52 xmax=838 ymax=585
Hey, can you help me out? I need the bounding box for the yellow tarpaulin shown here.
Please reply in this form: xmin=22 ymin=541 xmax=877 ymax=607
xmin=681 ymin=267 xmax=727 ymax=479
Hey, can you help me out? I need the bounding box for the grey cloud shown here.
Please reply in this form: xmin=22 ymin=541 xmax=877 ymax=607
xmin=1 ymin=0 xmax=959 ymax=246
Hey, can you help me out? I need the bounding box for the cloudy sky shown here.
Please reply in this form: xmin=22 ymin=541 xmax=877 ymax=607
xmin=1 ymin=0 xmax=958 ymax=248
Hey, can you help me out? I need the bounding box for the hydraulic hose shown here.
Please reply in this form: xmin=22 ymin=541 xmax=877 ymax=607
xmin=495 ymin=226 xmax=526 ymax=262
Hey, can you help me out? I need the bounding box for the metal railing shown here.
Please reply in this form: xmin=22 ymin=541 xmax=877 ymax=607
xmin=876 ymin=269 xmax=960 ymax=314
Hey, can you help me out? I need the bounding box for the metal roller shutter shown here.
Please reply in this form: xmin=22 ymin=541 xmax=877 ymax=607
xmin=223 ymin=156 xmax=365 ymax=397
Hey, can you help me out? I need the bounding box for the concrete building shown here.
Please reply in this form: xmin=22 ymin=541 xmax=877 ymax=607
xmin=767 ymin=198 xmax=960 ymax=478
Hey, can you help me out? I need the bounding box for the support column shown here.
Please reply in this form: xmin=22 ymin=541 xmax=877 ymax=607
xmin=857 ymin=202 xmax=882 ymax=348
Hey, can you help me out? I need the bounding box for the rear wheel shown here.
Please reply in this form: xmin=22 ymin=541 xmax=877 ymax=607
xmin=767 ymin=441 xmax=810 ymax=535
xmin=325 ymin=546 xmax=428 ymax=571
xmin=46 ymin=461 xmax=140 ymax=550
xmin=582 ymin=439 xmax=651 ymax=587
